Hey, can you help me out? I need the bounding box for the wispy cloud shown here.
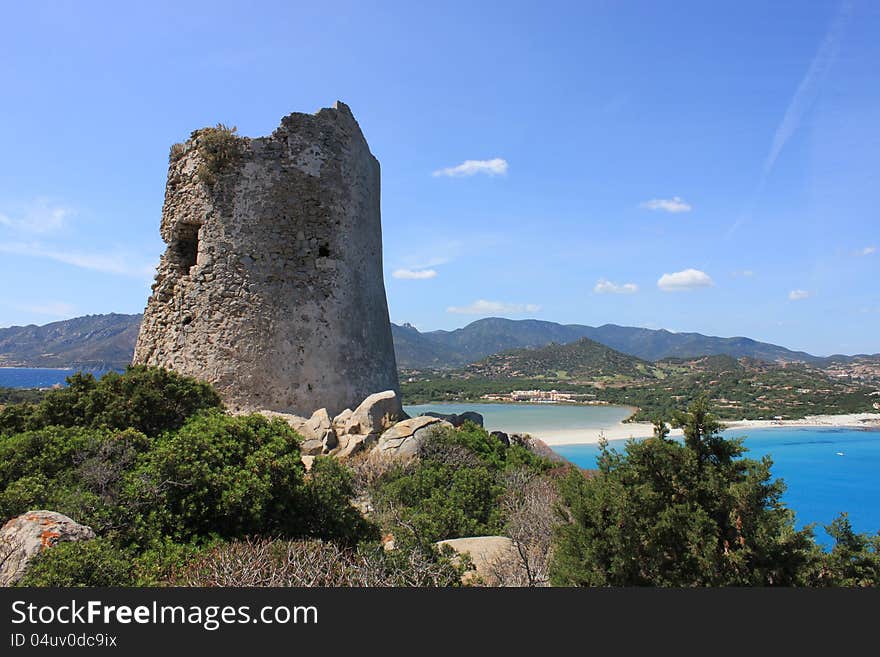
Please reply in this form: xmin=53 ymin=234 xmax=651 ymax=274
xmin=733 ymin=269 xmax=755 ymax=277
xmin=763 ymin=3 xmax=851 ymax=177
xmin=433 ymin=158 xmax=508 ymax=178
xmin=0 ymin=241 xmax=155 ymax=279
xmin=657 ymin=268 xmax=714 ymax=292
xmin=856 ymin=246 xmax=876 ymax=257
xmin=639 ymin=197 xmax=692 ymax=213
xmin=392 ymin=268 xmax=438 ymax=280
xmin=789 ymin=289 xmax=811 ymax=301
xmin=729 ymin=2 xmax=851 ymax=238
xmin=447 ymin=299 xmax=541 ymax=315
xmin=594 ymin=278 xmax=639 ymax=295
xmin=0 ymin=199 xmax=72 ymax=235
xmin=17 ymin=302 xmax=77 ymax=318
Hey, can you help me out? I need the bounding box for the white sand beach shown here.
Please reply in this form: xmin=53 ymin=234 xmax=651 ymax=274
xmin=531 ymin=412 xmax=880 ymax=447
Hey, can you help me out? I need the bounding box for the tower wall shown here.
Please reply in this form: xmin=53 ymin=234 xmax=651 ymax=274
xmin=133 ymin=102 xmax=399 ymax=416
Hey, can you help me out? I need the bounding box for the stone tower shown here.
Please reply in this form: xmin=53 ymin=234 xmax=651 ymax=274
xmin=134 ymin=101 xmax=399 ymax=416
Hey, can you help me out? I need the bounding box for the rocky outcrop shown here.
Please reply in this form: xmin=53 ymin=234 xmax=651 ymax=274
xmin=436 ymin=536 xmax=518 ymax=586
xmin=490 ymin=430 xmax=510 ymax=446
xmin=344 ymin=390 xmax=406 ymax=436
xmin=0 ymin=511 xmax=96 ymax=586
xmin=258 ymin=393 xmax=513 ymax=465
xmin=133 ymin=102 xmax=399 ymax=417
xmin=376 ymin=416 xmax=452 ymax=459
xmin=334 ymin=433 xmax=377 ymax=460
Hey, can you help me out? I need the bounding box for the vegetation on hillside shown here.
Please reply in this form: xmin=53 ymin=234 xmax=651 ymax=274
xmin=0 ymin=387 xmax=44 ymax=406
xmin=364 ymin=422 xmax=553 ymax=550
xmin=0 ymin=367 xmax=452 ymax=586
xmin=401 ymin=351 xmax=878 ymax=421
xmin=465 ymin=337 xmax=660 ymax=380
xmin=3 ymin=369 xmax=878 ymax=587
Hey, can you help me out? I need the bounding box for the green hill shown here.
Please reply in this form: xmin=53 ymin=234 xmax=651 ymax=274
xmin=464 ymin=337 xmax=659 ymax=381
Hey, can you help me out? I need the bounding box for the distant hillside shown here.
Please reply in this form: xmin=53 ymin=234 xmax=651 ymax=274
xmin=465 ymin=338 xmax=657 ymax=380
xmin=0 ymin=314 xmax=141 ymax=369
xmin=393 ymin=317 xmax=828 ymax=369
xmin=2 ymin=313 xmax=871 ymax=375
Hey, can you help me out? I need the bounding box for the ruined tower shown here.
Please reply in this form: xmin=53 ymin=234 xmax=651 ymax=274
xmin=134 ymin=102 xmax=399 ymax=416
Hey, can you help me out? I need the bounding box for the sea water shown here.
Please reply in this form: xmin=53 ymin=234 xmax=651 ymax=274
xmin=0 ymin=367 xmax=118 ymax=388
xmin=406 ymin=403 xmax=880 ymax=546
xmin=556 ymin=428 xmax=880 ymax=546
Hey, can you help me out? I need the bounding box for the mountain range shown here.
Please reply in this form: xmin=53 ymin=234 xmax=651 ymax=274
xmin=391 ymin=317 xmax=851 ymax=368
xmin=0 ymin=314 xmax=142 ymax=369
xmin=0 ymin=313 xmax=873 ymax=371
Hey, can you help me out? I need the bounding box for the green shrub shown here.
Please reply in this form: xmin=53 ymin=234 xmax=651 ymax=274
xmin=371 ymin=423 xmax=550 ymax=547
xmin=123 ymin=410 xmax=305 ymax=542
xmin=1 ymin=366 xmax=222 ymax=438
xmin=18 ymin=538 xmax=136 ymax=587
xmin=0 ymin=426 xmax=149 ymax=530
xmin=296 ymin=456 xmax=379 ymax=545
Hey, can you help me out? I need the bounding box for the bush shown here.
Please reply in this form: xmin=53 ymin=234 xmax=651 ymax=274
xmin=173 ymin=537 xmax=465 ymax=587
xmin=296 ymin=457 xmax=379 ymax=545
xmin=122 ymin=410 xmax=305 ymax=542
xmin=0 ymin=427 xmax=150 ymax=530
xmin=18 ymin=538 xmax=136 ymax=587
xmin=0 ymin=366 xmax=222 ymax=438
xmin=194 ymin=124 xmax=242 ymax=185
xmin=370 ymin=423 xmax=551 ymax=548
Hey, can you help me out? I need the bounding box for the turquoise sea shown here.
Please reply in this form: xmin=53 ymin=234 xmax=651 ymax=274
xmin=406 ymin=402 xmax=880 ymax=546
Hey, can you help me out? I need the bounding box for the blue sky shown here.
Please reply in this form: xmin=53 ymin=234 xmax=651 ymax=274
xmin=0 ymin=1 xmax=877 ymax=356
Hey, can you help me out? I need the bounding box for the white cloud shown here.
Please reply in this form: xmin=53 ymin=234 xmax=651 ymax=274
xmin=594 ymin=278 xmax=638 ymax=295
xmin=733 ymin=269 xmax=755 ymax=277
xmin=789 ymin=289 xmax=810 ymax=301
xmin=446 ymin=299 xmax=541 ymax=315
xmin=858 ymin=246 xmax=876 ymax=256
xmin=0 ymin=199 xmax=72 ymax=234
xmin=433 ymin=158 xmax=508 ymax=178
xmin=392 ymin=268 xmax=437 ymax=280
xmin=19 ymin=302 xmax=77 ymax=318
xmin=657 ymin=268 xmax=714 ymax=291
xmin=640 ymin=196 xmax=693 ymax=214
xmin=639 ymin=196 xmax=692 ymax=213
xmin=0 ymin=241 xmax=155 ymax=279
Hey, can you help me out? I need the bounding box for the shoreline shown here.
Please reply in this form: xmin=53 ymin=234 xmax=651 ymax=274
xmin=531 ymin=413 xmax=880 ymax=447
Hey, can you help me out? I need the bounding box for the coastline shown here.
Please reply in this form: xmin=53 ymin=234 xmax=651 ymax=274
xmin=532 ymin=412 xmax=880 ymax=447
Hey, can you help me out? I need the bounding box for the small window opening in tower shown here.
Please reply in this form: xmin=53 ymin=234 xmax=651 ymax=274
xmin=318 ymin=243 xmax=330 ymax=258
xmin=174 ymin=223 xmax=200 ymax=274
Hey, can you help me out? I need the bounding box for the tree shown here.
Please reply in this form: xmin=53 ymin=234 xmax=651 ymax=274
xmin=550 ymin=398 xmax=818 ymax=586
xmin=652 ymin=416 xmax=670 ymax=441
xmin=814 ymin=514 xmax=880 ymax=587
